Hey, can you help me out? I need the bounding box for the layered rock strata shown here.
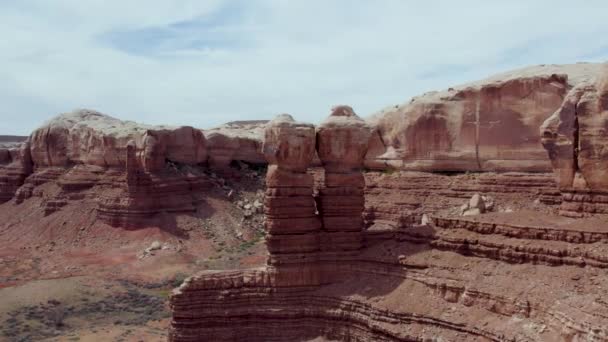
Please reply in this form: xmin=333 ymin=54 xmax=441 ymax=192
xmin=28 ymin=110 xmax=207 ymax=169
xmin=317 ymin=106 xmax=372 ymax=253
xmin=261 ymin=114 xmax=320 ymax=267
xmin=171 ymin=212 xmax=608 ymax=341
xmin=96 ymin=141 xmax=211 ymax=228
xmin=204 ymin=120 xmax=267 ymax=169
xmin=1 ymin=110 xmax=263 ymax=227
xmin=364 ymin=171 xmax=560 ymax=229
xmin=170 ymin=109 xmax=373 ymax=340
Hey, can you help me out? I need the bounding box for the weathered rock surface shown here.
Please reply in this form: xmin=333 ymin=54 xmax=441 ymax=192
xmin=317 ymin=106 xmax=372 ymax=252
xmin=28 ymin=109 xmax=207 ymax=169
xmin=203 ymin=120 xmax=267 ymax=170
xmin=367 ymin=63 xmax=603 ymax=172
xmin=2 ymin=63 xmax=608 ymax=341
xmin=170 ymin=98 xmax=608 ymax=341
xmin=0 ymin=111 xmax=268 ymax=213
xmin=171 ymin=169 xmax=608 ymax=341
xmin=262 ymin=114 xmax=320 ymax=266
xmin=541 ymin=63 xmax=608 ymax=216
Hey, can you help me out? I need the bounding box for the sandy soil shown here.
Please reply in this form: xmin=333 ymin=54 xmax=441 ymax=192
xmin=0 ymin=170 xmax=268 ymax=342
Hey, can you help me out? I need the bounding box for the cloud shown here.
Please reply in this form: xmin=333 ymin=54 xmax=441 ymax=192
xmin=1 ymin=0 xmax=608 ymax=135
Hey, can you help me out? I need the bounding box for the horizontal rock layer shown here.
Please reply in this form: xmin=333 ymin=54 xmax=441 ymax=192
xmin=171 ymin=232 xmax=608 ymax=341
xmin=363 ymin=171 xmax=560 ymax=229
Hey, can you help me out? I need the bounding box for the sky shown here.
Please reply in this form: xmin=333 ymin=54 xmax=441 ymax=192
xmin=1 ymin=1 xmax=608 ymax=135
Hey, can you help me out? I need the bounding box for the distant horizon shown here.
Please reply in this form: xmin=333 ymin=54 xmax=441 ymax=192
xmin=2 ymin=1 xmax=608 ymax=135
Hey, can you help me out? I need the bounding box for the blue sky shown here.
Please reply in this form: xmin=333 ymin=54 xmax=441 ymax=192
xmin=1 ymin=0 xmax=608 ymax=135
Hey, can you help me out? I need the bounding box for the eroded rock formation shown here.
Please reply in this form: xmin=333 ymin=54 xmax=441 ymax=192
xmin=541 ymin=63 xmax=608 ymax=216
xmin=28 ymin=110 xmax=207 ymax=169
xmin=170 ymin=109 xmax=373 ymax=340
xmin=262 ymin=114 xmax=320 ymax=267
xmin=1 ymin=63 xmax=608 ymax=341
xmin=204 ymin=120 xmax=267 ymax=171
xmin=317 ymin=106 xmax=372 ymax=253
xmin=0 ymin=110 xmax=268 ymax=226
xmin=170 ymin=102 xmax=608 ymax=341
xmin=368 ymin=63 xmax=603 ymax=172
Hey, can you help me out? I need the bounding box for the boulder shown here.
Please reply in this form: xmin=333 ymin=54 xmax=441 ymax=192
xmin=469 ymin=193 xmax=485 ymax=212
xmin=462 ymin=208 xmax=482 ymax=216
xmin=262 ymin=114 xmax=320 ymax=265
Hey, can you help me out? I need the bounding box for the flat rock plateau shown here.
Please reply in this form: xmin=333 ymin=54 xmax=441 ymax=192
xmin=1 ymin=62 xmax=608 ymax=341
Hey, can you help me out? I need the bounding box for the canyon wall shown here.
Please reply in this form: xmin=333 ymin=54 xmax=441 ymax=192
xmin=366 ymin=63 xmax=603 ymax=172
xmin=0 ymin=110 xmax=264 ymax=228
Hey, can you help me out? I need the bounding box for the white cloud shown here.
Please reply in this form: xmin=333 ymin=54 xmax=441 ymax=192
xmin=1 ymin=0 xmax=608 ymax=135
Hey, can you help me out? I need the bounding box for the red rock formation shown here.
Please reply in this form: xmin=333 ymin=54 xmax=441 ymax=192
xmin=170 ymin=109 xmax=374 ymax=340
xmin=204 ymin=120 xmax=267 ymax=172
xmin=368 ymin=63 xmax=603 ymax=172
xmin=262 ymin=114 xmax=320 ymax=266
xmin=205 ymin=132 xmax=240 ymax=172
xmin=4 ymin=110 xmax=266 ymax=227
xmin=170 ymin=101 xmax=608 ymax=341
xmin=28 ymin=110 xmax=207 ymax=169
xmin=0 ymin=142 xmax=33 ymax=203
xmin=432 ymin=213 xmax=608 ymax=268
xmin=542 ymin=63 xmax=608 ymax=216
xmin=96 ymin=141 xmax=211 ymax=228
xmin=317 ymin=106 xmax=372 ymax=253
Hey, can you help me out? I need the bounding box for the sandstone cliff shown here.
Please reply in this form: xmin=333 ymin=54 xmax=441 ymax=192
xmin=0 ymin=111 xmax=268 ymax=206
xmin=170 ymin=108 xmax=608 ymax=342
xmin=367 ymin=63 xmax=603 ymax=172
xmin=203 ymin=120 xmax=267 ymax=168
xmin=541 ymin=63 xmax=608 ymax=216
xmin=28 ymin=110 xmax=206 ymax=170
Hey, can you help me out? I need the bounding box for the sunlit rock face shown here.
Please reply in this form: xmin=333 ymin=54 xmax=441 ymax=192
xmin=367 ymin=63 xmax=603 ymax=172
xmin=317 ymin=106 xmax=372 ymax=252
xmin=262 ymin=114 xmax=321 ymax=265
xmin=541 ymin=63 xmax=608 ymax=216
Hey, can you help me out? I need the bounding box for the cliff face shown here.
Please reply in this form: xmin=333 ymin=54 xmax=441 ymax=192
xmin=366 ymin=63 xmax=603 ymax=172
xmin=169 ymin=107 xmax=608 ymax=342
xmin=541 ymin=63 xmax=608 ymax=216
xmin=0 ymin=110 xmax=269 ymax=229
xmin=28 ymin=110 xmax=207 ymax=170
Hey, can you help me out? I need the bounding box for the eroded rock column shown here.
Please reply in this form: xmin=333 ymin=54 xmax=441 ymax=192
xmin=263 ymin=114 xmax=321 ymax=267
xmin=316 ymin=106 xmax=372 ymax=253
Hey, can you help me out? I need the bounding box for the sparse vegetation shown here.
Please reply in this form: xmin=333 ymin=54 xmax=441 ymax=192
xmin=171 ymin=273 xmax=188 ymax=288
